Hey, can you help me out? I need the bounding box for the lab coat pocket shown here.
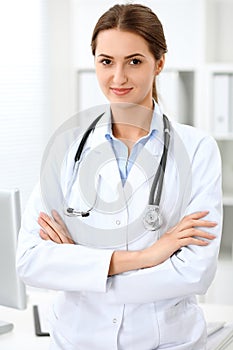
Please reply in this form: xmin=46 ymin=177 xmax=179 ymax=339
xmin=157 ymin=298 xmax=206 ymax=347
xmin=48 ymin=292 xmax=81 ymax=348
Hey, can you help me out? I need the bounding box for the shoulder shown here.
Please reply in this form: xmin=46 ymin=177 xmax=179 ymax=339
xmin=171 ymin=120 xmax=219 ymax=152
xmin=171 ymin=120 xmax=208 ymax=141
xmin=169 ymin=120 xmax=221 ymax=169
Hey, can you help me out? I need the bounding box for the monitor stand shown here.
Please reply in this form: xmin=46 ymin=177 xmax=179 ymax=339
xmin=0 ymin=320 xmax=13 ymax=335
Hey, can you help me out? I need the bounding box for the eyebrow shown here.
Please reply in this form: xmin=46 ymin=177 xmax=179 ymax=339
xmin=97 ymin=53 xmax=145 ymax=59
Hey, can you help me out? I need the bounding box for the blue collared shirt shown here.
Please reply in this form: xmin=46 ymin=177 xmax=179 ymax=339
xmin=105 ymin=107 xmax=158 ymax=186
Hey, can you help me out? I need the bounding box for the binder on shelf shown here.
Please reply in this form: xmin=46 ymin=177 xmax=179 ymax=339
xmin=157 ymin=70 xmax=180 ymax=122
xmin=230 ymin=75 xmax=233 ymax=134
xmin=213 ymin=74 xmax=230 ymax=135
xmin=207 ymin=322 xmax=233 ymax=350
xmin=157 ymin=70 xmax=194 ymax=126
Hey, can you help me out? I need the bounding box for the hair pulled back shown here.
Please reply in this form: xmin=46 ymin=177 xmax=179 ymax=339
xmin=91 ymin=3 xmax=167 ymax=102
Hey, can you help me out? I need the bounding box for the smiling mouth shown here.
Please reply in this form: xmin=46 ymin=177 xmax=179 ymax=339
xmin=110 ymin=88 xmax=133 ymax=96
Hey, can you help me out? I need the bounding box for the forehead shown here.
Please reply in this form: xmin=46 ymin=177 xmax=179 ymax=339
xmin=95 ymin=29 xmax=151 ymax=56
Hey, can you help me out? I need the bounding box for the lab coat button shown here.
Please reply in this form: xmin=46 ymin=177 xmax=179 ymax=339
xmin=116 ymin=220 xmax=121 ymax=225
xmin=113 ymin=318 xmax=117 ymax=323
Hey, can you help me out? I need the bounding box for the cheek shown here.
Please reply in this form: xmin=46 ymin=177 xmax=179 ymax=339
xmin=134 ymin=66 xmax=155 ymax=84
xmin=95 ymin=73 xmax=105 ymax=91
xmin=140 ymin=74 xmax=155 ymax=93
xmin=95 ymin=72 xmax=110 ymax=98
xmin=96 ymin=69 xmax=108 ymax=87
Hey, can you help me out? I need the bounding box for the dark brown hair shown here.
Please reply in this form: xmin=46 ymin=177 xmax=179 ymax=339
xmin=91 ymin=3 xmax=167 ymax=102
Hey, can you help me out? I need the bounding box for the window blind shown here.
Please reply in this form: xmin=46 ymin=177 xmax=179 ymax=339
xmin=0 ymin=0 xmax=49 ymax=210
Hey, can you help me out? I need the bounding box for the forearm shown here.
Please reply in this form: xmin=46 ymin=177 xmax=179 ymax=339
xmin=109 ymin=211 xmax=216 ymax=276
xmin=108 ymin=250 xmax=148 ymax=276
xmin=110 ymin=250 xmax=218 ymax=304
xmin=17 ymin=237 xmax=114 ymax=292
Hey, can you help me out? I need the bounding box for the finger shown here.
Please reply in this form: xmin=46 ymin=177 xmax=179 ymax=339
xmin=179 ymin=217 xmax=217 ymax=232
xmin=183 ymin=211 xmax=210 ymax=220
xmin=180 ymin=237 xmax=210 ymax=247
xmin=39 ymin=212 xmax=66 ymax=240
xmin=192 ymin=219 xmax=217 ymax=227
xmin=39 ymin=219 xmax=73 ymax=244
xmin=51 ymin=210 xmax=74 ymax=244
xmin=38 ymin=215 xmax=62 ymax=243
xmin=39 ymin=229 xmax=53 ymax=241
xmin=179 ymin=228 xmax=216 ymax=240
xmin=167 ymin=212 xmax=208 ymax=233
xmin=39 ymin=212 xmax=74 ymax=244
xmin=180 ymin=220 xmax=217 ymax=233
xmin=39 ymin=226 xmax=62 ymax=244
xmin=51 ymin=210 xmax=68 ymax=231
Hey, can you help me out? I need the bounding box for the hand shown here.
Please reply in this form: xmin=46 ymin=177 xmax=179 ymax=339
xmin=143 ymin=211 xmax=217 ymax=268
xmin=38 ymin=210 xmax=74 ymax=244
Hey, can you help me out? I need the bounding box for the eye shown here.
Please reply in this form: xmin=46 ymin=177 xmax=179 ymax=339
xmin=100 ymin=58 xmax=112 ymax=65
xmin=129 ymin=58 xmax=142 ymax=65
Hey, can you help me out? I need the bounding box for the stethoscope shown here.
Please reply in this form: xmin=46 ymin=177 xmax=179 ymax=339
xmin=64 ymin=112 xmax=170 ymax=231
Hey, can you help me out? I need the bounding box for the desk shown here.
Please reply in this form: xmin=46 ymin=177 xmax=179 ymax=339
xmin=202 ymin=304 xmax=233 ymax=350
xmin=0 ymin=289 xmax=51 ymax=350
xmin=0 ymin=289 xmax=233 ymax=350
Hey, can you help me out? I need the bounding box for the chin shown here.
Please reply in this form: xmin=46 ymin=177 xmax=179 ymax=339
xmin=110 ymin=100 xmax=139 ymax=109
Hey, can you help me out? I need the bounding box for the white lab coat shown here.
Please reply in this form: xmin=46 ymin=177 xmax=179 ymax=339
xmin=16 ymin=105 xmax=223 ymax=350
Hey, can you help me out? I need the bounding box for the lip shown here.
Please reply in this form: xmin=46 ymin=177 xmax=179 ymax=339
xmin=110 ymin=87 xmax=133 ymax=96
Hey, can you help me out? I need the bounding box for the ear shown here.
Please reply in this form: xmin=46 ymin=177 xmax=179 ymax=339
xmin=155 ymin=54 xmax=165 ymax=76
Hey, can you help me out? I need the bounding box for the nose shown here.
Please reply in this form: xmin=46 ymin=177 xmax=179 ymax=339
xmin=112 ymin=64 xmax=127 ymax=85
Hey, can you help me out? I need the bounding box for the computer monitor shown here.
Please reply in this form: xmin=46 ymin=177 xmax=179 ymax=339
xmin=0 ymin=189 xmax=27 ymax=335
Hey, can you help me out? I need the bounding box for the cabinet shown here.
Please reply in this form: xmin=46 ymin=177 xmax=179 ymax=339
xmin=154 ymin=0 xmax=233 ymax=304
xmin=153 ymin=0 xmax=233 ymax=264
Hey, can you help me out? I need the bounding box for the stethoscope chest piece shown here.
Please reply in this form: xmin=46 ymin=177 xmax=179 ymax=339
xmin=143 ymin=205 xmax=162 ymax=231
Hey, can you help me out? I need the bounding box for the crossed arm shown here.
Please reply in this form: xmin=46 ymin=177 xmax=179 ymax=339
xmin=38 ymin=210 xmax=217 ymax=276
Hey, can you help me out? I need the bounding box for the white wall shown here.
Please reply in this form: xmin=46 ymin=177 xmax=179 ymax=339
xmin=71 ymin=0 xmax=205 ymax=71
xmin=0 ymin=0 xmax=49 ymax=208
xmin=47 ymin=0 xmax=76 ymax=131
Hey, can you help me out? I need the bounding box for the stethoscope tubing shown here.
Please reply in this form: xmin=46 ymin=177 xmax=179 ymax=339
xmin=148 ymin=114 xmax=170 ymax=206
xmin=65 ymin=112 xmax=171 ymax=225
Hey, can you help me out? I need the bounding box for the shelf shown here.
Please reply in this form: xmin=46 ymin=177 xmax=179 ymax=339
xmin=223 ymin=196 xmax=233 ymax=206
xmin=218 ymin=250 xmax=233 ymax=262
xmin=205 ymin=63 xmax=233 ymax=74
xmin=205 ymin=0 xmax=233 ymax=63
xmin=157 ymin=70 xmax=194 ymax=125
xmin=214 ymin=134 xmax=233 ymax=141
xmin=220 ymin=206 xmax=233 ymax=259
xmin=216 ymin=141 xmax=233 ymax=200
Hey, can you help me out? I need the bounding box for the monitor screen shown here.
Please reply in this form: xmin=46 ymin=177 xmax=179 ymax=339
xmin=0 ymin=189 xmax=27 ymax=335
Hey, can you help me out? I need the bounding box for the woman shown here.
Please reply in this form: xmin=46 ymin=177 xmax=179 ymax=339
xmin=16 ymin=4 xmax=222 ymax=349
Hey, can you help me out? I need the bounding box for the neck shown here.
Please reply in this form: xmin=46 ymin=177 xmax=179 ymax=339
xmin=111 ymin=102 xmax=154 ymax=142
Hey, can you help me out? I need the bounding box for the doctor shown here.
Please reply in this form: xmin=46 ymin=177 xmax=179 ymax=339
xmin=16 ymin=3 xmax=222 ymax=350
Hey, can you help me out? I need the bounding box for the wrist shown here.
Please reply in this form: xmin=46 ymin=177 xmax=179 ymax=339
xmin=139 ymin=247 xmax=155 ymax=269
xmin=109 ymin=250 xmax=144 ymax=276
